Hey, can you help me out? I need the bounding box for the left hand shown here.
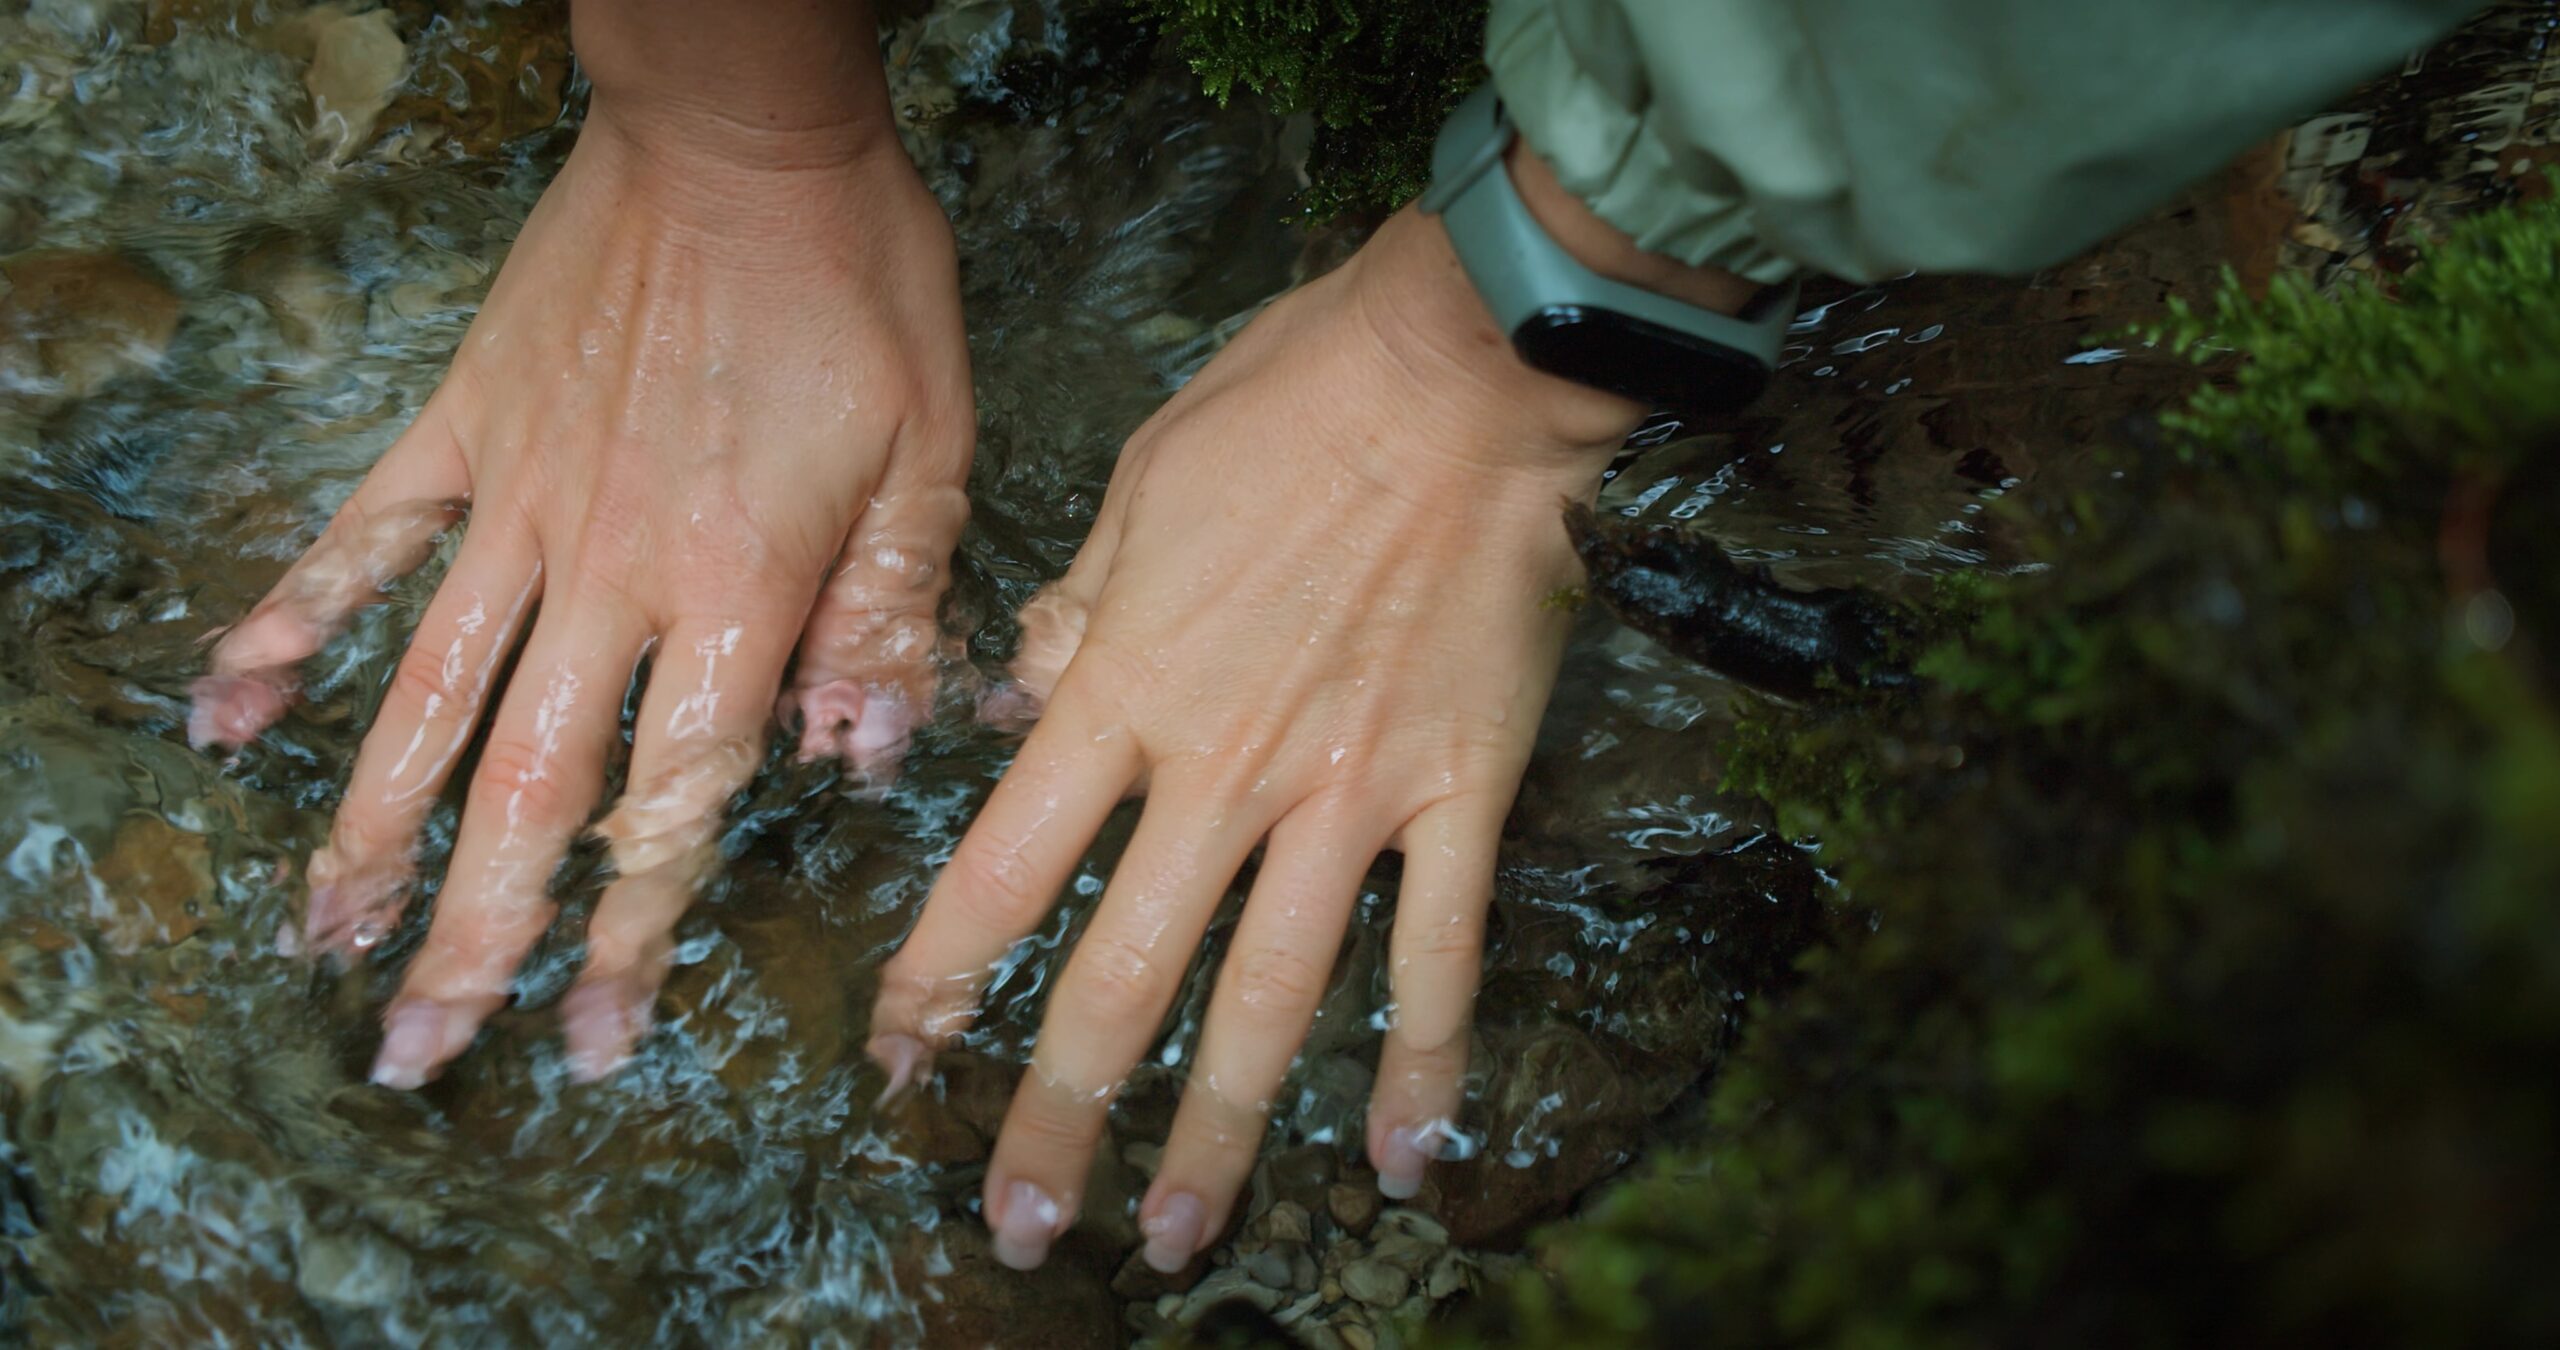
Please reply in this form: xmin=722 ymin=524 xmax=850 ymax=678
xmin=865 ymin=205 xmax=1651 ymax=1271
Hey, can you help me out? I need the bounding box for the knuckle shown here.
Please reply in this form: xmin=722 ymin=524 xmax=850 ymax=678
xmin=944 ymin=840 xmax=1051 ymax=931
xmin=326 ymin=802 xmax=409 ymax=864
xmin=1399 ymin=907 xmax=1487 ymax=964
xmin=466 ymin=736 xmax=578 ymax=828
xmin=1064 ymin=930 xmax=1170 ymax=1028
xmin=1224 ymin=944 xmax=1328 ymax=1017
xmin=1008 ymin=1087 xmax=1105 ymax=1156
xmin=385 ymin=641 xmax=460 ymax=716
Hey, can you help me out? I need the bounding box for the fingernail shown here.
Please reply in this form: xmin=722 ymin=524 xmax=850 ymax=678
xmin=991 ymin=1179 xmax=1062 ymax=1271
xmin=370 ymin=1000 xmax=450 ymax=1090
xmin=186 ymin=673 xmax=288 ymax=751
xmin=868 ymin=1032 xmax=929 ymax=1106
xmin=1377 ymin=1124 xmax=1429 ymax=1200
xmin=1140 ymin=1192 xmax=1205 ymax=1273
xmin=560 ymin=979 xmax=644 ymax=1083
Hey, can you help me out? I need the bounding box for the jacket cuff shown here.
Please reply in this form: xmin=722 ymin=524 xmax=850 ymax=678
xmin=1484 ymin=0 xmax=1805 ymax=286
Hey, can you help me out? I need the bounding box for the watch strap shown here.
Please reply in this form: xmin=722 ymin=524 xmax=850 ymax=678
xmin=1420 ymin=85 xmax=1797 ymax=411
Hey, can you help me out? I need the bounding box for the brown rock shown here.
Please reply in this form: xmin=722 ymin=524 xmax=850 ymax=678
xmin=1255 ymin=1198 xmax=1313 ymax=1245
xmin=1110 ymin=1243 xmax=1211 ymax=1301
xmin=88 ymin=814 xmax=213 ymax=952
xmin=1339 ymin=1258 xmax=1410 ymax=1308
xmin=1327 ymin=1182 xmax=1381 ymax=1237
xmin=0 ymin=252 xmax=183 ymax=407
xmin=375 ymin=0 xmax=573 ymax=158
xmin=1422 ymin=1025 xmax=1646 ymax=1247
xmin=901 ymin=1222 xmax=1118 ymax=1350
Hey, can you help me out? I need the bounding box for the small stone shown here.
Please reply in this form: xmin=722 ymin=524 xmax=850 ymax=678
xmin=1122 ymin=1140 xmax=1163 ymax=1176
xmin=294 ymin=1231 xmax=412 ymax=1309
xmin=1366 ymin=1231 xmax=1442 ymax=1277
xmin=1259 ymin=1199 xmax=1313 ymax=1244
xmin=1274 ymin=1291 xmax=1324 ymax=1327
xmin=1240 ymin=1246 xmax=1292 ymax=1289
xmin=1376 ymin=1208 xmax=1450 ymax=1246
xmin=1290 ymin=1247 xmax=1319 ymax=1293
xmin=1155 ymin=1294 xmax=1182 ymax=1318
xmin=1425 ymin=1251 xmax=1465 ymax=1300
xmin=1340 ymin=1324 xmax=1378 ymax=1350
xmin=1300 ymin=1327 xmax=1349 ymax=1350
xmin=291 ymin=3 xmax=408 ymax=161
xmin=1339 ymin=1259 xmax=1410 ymax=1308
xmin=1320 ymin=1276 xmax=1341 ymax=1303
xmin=1175 ymin=1267 xmax=1283 ymax=1327
xmin=1327 ymin=1182 xmax=1381 ymax=1237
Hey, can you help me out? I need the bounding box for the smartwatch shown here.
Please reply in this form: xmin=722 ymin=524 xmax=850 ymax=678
xmin=1418 ymin=85 xmax=1796 ymax=418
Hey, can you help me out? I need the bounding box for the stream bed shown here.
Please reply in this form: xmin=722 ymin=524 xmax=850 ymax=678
xmin=3 ymin=1 xmax=2551 ymax=1345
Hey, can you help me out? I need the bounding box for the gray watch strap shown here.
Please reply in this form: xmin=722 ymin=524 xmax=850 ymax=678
xmin=1419 ymin=84 xmax=1797 ymax=374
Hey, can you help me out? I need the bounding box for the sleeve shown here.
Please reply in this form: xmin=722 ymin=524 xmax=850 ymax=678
xmin=1483 ymin=0 xmax=2487 ymax=285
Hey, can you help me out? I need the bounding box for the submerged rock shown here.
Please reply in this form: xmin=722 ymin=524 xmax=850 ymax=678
xmin=1565 ymin=502 xmax=1914 ymax=699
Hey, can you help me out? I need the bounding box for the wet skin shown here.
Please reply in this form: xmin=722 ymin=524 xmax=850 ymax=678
xmin=192 ymin=0 xmax=976 ymax=1087
xmin=192 ymin=1 xmax=1750 ymax=1275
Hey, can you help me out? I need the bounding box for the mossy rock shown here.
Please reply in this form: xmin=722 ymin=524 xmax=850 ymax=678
xmin=1454 ymin=184 xmax=2560 ymax=1347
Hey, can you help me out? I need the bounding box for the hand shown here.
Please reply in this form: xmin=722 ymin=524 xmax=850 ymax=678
xmin=192 ymin=87 xmax=974 ymax=1088
xmin=865 ymin=205 xmax=1656 ymax=1271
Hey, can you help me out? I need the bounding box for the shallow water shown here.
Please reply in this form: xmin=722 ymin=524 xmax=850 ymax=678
xmin=3 ymin=0 xmax=2549 ymax=1344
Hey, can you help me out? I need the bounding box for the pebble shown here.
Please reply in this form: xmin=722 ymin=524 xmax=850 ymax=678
xmin=1367 ymin=1231 xmax=1441 ymax=1276
xmin=1425 ymin=1251 xmax=1466 ymax=1300
xmin=1174 ymin=1267 xmax=1282 ymax=1327
xmin=1274 ymin=1291 xmax=1324 ymax=1327
xmin=1327 ymin=1182 xmax=1381 ymax=1236
xmin=1339 ymin=1258 xmax=1411 ymax=1308
xmin=1240 ymin=1246 xmax=1292 ymax=1289
xmin=1376 ymin=1209 xmax=1449 ymax=1246
xmin=1340 ymin=1325 xmax=1378 ymax=1350
xmin=1290 ymin=1246 xmax=1319 ymax=1292
xmin=1260 ymin=1199 xmax=1313 ymax=1244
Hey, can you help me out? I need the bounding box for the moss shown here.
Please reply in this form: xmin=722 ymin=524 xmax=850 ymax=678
xmin=1134 ymin=0 xmax=1487 ymax=217
xmin=1455 ymin=186 xmax=2560 ymax=1345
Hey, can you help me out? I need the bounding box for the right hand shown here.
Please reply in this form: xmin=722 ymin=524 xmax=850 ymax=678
xmin=192 ymin=91 xmax=975 ymax=1089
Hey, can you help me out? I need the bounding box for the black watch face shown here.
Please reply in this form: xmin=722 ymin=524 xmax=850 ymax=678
xmin=1511 ymin=306 xmax=1771 ymax=417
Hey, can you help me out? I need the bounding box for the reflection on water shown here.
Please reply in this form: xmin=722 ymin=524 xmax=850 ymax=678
xmin=3 ymin=0 xmax=2550 ymax=1343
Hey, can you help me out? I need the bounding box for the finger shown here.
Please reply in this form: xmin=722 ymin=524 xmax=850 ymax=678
xmin=302 ymin=527 xmax=543 ymax=957
xmin=867 ymin=689 xmax=1141 ymax=1091
xmin=191 ymin=398 xmax=471 ymax=749
xmin=978 ymin=502 xmax=1124 ymax=730
xmin=1138 ymin=806 xmax=1382 ymax=1272
xmin=981 ymin=785 xmax=1272 ymax=1271
xmin=785 ymin=482 xmax=968 ymax=780
xmin=1368 ymin=798 xmax=1506 ymax=1200
xmin=367 ymin=593 xmax=648 ymax=1089
xmin=562 ymin=615 xmax=796 ymax=1081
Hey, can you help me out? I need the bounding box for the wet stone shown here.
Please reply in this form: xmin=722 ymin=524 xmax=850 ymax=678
xmin=1339 ymin=1258 xmax=1410 ymax=1308
xmin=1327 ymin=1181 xmax=1381 ymax=1237
xmin=0 ymin=252 xmax=183 ymax=408
xmin=88 ymin=813 xmax=214 ymax=952
xmin=293 ymin=1229 xmax=414 ymax=1309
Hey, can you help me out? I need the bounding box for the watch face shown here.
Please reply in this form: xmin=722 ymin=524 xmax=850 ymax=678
xmin=1511 ymin=306 xmax=1771 ymax=417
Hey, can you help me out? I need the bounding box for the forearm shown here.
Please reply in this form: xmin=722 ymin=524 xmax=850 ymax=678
xmin=571 ymin=0 xmax=898 ymax=166
xmin=1488 ymin=0 xmax=2485 ymax=282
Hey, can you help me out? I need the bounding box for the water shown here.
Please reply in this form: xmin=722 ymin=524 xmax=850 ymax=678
xmin=4 ymin=0 xmax=2548 ymax=1343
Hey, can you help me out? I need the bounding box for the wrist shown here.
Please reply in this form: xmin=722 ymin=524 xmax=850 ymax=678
xmin=573 ymin=0 xmax=901 ymax=175
xmin=1346 ymin=207 xmax=1651 ymax=467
